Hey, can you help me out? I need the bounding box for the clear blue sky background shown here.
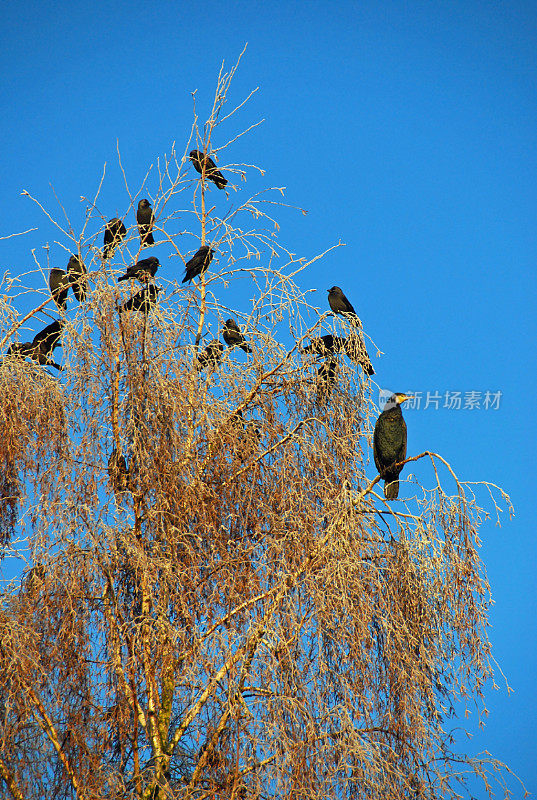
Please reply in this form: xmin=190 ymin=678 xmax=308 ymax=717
xmin=1 ymin=0 xmax=536 ymax=794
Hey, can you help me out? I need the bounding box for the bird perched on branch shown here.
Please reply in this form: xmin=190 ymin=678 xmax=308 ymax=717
xmin=344 ymin=333 xmax=374 ymax=376
xmin=137 ymin=199 xmax=154 ymax=247
xmin=316 ymin=357 xmax=338 ymax=403
xmin=49 ymin=268 xmax=70 ymax=312
xmin=119 ymin=284 xmax=161 ymax=314
xmin=223 ymin=318 xmax=252 ymax=353
xmin=67 ymin=255 xmax=87 ymax=303
xmin=373 ymin=393 xmax=413 ymax=500
xmin=328 ymin=286 xmax=361 ymax=326
xmin=302 ymin=335 xmax=347 ymax=357
xmin=118 ymin=257 xmax=160 ymax=284
xmin=195 ymin=340 xmax=223 ymax=371
xmin=182 ymin=246 xmax=215 ymax=284
xmin=6 ymin=320 xmax=65 ymax=371
xmin=189 ymin=149 xmax=227 ymax=190
xmin=107 ymin=450 xmax=130 ymax=495
xmin=103 ymin=218 xmax=127 ymax=259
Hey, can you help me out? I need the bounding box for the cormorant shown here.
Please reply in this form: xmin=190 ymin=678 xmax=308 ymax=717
xmin=189 ymin=149 xmax=227 ymax=190
xmin=182 ymin=246 xmax=215 ymax=283
xmin=373 ymin=393 xmax=413 ymax=500
xmin=223 ymin=318 xmax=251 ymax=353
xmin=137 ymin=199 xmax=154 ymax=247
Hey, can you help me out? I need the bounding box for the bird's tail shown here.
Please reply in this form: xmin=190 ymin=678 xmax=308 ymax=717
xmin=118 ymin=275 xmax=128 ymax=282
xmin=241 ymin=343 xmax=252 ymax=354
xmin=384 ymin=479 xmax=399 ymax=500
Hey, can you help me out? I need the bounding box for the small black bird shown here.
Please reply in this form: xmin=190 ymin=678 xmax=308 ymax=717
xmin=195 ymin=340 xmax=223 ymax=371
xmin=223 ymin=318 xmax=252 ymax=353
xmin=103 ymin=217 xmax=127 ymax=259
xmin=373 ymin=393 xmax=413 ymax=500
xmin=182 ymin=246 xmax=215 ymax=283
xmin=316 ymin=357 xmax=338 ymax=403
xmin=119 ymin=284 xmax=161 ymax=314
xmin=118 ymin=257 xmax=160 ymax=283
xmin=6 ymin=320 xmax=64 ymax=371
xmin=49 ymin=268 xmax=70 ymax=312
xmin=137 ymin=199 xmax=154 ymax=247
xmin=189 ymin=149 xmax=227 ymax=190
xmin=108 ymin=449 xmax=130 ymax=495
xmin=67 ymin=255 xmax=87 ymax=303
xmin=302 ymin=335 xmax=347 ymax=356
xmin=344 ymin=333 xmax=375 ymax=376
xmin=327 ymin=286 xmax=360 ymax=326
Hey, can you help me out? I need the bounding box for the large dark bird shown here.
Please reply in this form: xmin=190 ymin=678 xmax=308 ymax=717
xmin=223 ymin=318 xmax=252 ymax=353
xmin=6 ymin=320 xmax=64 ymax=371
xmin=103 ymin=217 xmax=127 ymax=259
xmin=182 ymin=246 xmax=215 ymax=284
xmin=137 ymin=199 xmax=154 ymax=247
xmin=373 ymin=393 xmax=413 ymax=500
xmin=49 ymin=268 xmax=70 ymax=312
xmin=119 ymin=284 xmax=161 ymax=314
xmin=316 ymin=357 xmax=338 ymax=403
xmin=189 ymin=149 xmax=227 ymax=190
xmin=118 ymin=257 xmax=160 ymax=284
xmin=195 ymin=340 xmax=223 ymax=371
xmin=327 ymin=286 xmax=360 ymax=326
xmin=344 ymin=333 xmax=375 ymax=376
xmin=67 ymin=255 xmax=87 ymax=303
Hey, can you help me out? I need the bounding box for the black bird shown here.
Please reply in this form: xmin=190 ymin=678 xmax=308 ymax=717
xmin=137 ymin=199 xmax=154 ymax=247
xmin=103 ymin=217 xmax=127 ymax=259
xmin=195 ymin=340 xmax=223 ymax=371
xmin=118 ymin=257 xmax=160 ymax=284
xmin=67 ymin=255 xmax=87 ymax=303
xmin=344 ymin=333 xmax=375 ymax=376
xmin=182 ymin=246 xmax=215 ymax=283
xmin=108 ymin=450 xmax=130 ymax=495
xmin=223 ymin=318 xmax=252 ymax=353
xmin=327 ymin=286 xmax=360 ymax=326
xmin=189 ymin=149 xmax=227 ymax=190
xmin=6 ymin=320 xmax=64 ymax=371
xmin=238 ymin=420 xmax=262 ymax=463
xmin=302 ymin=335 xmax=347 ymax=356
xmin=49 ymin=268 xmax=70 ymax=312
xmin=316 ymin=357 xmax=338 ymax=403
xmin=119 ymin=284 xmax=161 ymax=314
xmin=373 ymin=393 xmax=413 ymax=500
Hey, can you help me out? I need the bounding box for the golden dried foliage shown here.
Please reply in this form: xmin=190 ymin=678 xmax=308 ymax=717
xmin=0 ymin=54 xmax=521 ymax=800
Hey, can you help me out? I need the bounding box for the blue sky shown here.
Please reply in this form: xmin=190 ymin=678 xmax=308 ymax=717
xmin=1 ymin=0 xmax=536 ymax=793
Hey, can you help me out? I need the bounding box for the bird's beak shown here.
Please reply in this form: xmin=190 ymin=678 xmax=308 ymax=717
xmin=398 ymin=394 xmax=414 ymax=404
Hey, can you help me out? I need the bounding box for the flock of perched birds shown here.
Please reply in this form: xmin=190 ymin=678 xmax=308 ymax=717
xmin=4 ymin=149 xmax=411 ymax=500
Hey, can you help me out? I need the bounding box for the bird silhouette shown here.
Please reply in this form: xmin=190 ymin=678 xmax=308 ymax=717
xmin=189 ymin=149 xmax=227 ymax=190
xmin=137 ymin=199 xmax=154 ymax=247
xmin=195 ymin=340 xmax=223 ymax=371
xmin=67 ymin=255 xmax=87 ymax=303
xmin=118 ymin=257 xmax=160 ymax=284
xmin=103 ymin=218 xmax=127 ymax=259
xmin=49 ymin=268 xmax=70 ymax=312
xmin=223 ymin=318 xmax=252 ymax=353
xmin=182 ymin=246 xmax=215 ymax=283
xmin=119 ymin=284 xmax=161 ymax=314
xmin=327 ymin=286 xmax=360 ymax=326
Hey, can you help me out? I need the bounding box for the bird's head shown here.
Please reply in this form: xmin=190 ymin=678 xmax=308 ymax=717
xmin=189 ymin=149 xmax=201 ymax=158
xmin=138 ymin=199 xmax=150 ymax=209
xmin=383 ymin=392 xmax=413 ymax=410
xmin=328 ymin=286 xmax=341 ymax=294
